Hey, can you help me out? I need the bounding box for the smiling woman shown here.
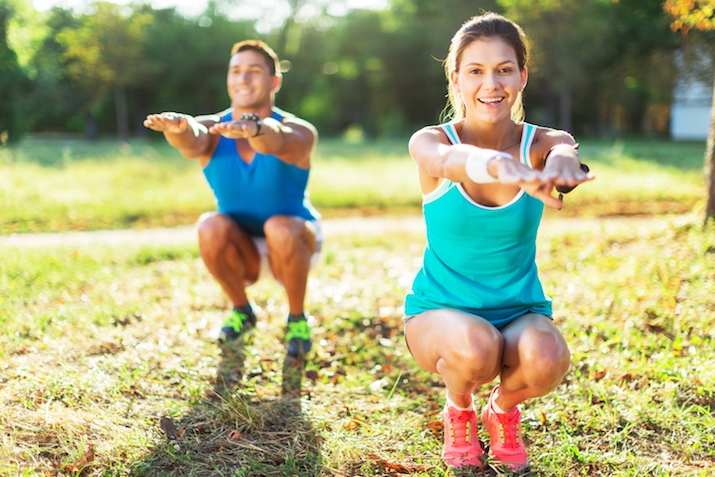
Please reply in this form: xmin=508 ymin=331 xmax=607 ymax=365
xmin=402 ymin=12 xmax=593 ymax=472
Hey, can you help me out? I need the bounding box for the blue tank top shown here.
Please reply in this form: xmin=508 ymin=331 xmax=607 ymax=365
xmin=202 ymin=109 xmax=321 ymax=237
xmin=404 ymin=122 xmax=552 ymax=328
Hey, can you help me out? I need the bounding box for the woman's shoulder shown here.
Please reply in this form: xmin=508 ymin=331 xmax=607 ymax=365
xmin=413 ymin=121 xmax=460 ymax=138
xmin=529 ymin=124 xmax=576 ymax=156
xmin=531 ymin=125 xmax=576 ymax=162
xmin=530 ymin=124 xmax=575 ymax=144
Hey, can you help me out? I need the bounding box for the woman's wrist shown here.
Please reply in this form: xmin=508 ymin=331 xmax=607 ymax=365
xmin=465 ymin=150 xmax=511 ymax=183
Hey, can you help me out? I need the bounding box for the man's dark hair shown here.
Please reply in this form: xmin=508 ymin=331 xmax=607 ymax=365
xmin=230 ymin=40 xmax=280 ymax=76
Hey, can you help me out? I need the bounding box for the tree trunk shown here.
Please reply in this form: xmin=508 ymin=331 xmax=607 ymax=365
xmin=86 ymin=114 xmax=98 ymax=140
xmin=705 ymin=74 xmax=715 ymax=223
xmin=114 ymin=88 xmax=129 ymax=142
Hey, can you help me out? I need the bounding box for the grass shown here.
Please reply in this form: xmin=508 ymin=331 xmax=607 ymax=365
xmin=1 ymin=216 xmax=714 ymax=476
xmin=0 ymin=137 xmax=709 ymax=234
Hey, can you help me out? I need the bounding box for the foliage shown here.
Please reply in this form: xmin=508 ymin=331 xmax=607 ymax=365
xmin=0 ymin=218 xmax=713 ymax=475
xmin=55 ymin=2 xmax=157 ymax=139
xmin=0 ymin=0 xmax=27 ymax=143
xmin=6 ymin=0 xmax=691 ymax=139
xmin=19 ymin=8 xmax=86 ymax=134
xmin=665 ymin=0 xmax=715 ymax=33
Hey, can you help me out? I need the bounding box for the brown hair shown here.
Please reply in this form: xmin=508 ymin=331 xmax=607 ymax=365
xmin=230 ymin=39 xmax=280 ymax=76
xmin=443 ymin=12 xmax=529 ymax=122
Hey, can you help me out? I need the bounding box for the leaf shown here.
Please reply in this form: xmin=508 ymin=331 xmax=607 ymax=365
xmin=228 ymin=430 xmax=242 ymax=441
xmin=344 ymin=418 xmax=361 ymax=431
xmin=61 ymin=443 xmax=95 ymax=475
xmin=591 ymin=369 xmax=608 ymax=381
xmin=160 ymin=416 xmax=179 ymax=440
xmin=368 ymin=453 xmax=434 ymax=472
xmin=425 ymin=420 xmax=443 ymax=437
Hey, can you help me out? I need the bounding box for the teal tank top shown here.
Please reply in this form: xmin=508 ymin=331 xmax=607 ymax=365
xmin=202 ymin=109 xmax=320 ymax=237
xmin=404 ymin=122 xmax=552 ymax=328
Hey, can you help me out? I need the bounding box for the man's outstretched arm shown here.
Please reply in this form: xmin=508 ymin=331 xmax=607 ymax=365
xmin=144 ymin=112 xmax=220 ymax=159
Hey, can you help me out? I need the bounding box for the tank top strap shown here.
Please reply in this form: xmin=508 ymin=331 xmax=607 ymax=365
xmin=441 ymin=122 xmax=461 ymax=145
xmin=519 ymin=122 xmax=538 ymax=168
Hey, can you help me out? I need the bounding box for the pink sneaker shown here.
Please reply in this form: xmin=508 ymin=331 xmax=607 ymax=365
xmin=442 ymin=404 xmax=484 ymax=468
xmin=481 ymin=386 xmax=528 ymax=471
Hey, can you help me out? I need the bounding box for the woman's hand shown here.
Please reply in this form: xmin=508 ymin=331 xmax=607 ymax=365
xmin=493 ymin=158 xmax=591 ymax=209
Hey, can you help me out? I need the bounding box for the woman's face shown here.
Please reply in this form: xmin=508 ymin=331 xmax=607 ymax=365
xmin=451 ymin=37 xmax=528 ymax=125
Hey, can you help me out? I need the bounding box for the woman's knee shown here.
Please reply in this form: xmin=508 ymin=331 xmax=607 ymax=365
xmin=442 ymin=325 xmax=503 ymax=382
xmin=519 ymin=328 xmax=571 ymax=385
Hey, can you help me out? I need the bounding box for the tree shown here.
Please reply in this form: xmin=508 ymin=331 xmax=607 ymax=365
xmin=665 ymin=0 xmax=715 ymax=222
xmin=56 ymin=2 xmax=156 ymax=140
xmin=0 ymin=0 xmax=27 ymax=143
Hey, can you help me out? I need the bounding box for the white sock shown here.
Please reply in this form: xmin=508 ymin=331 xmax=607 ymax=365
xmin=490 ymin=388 xmax=512 ymax=414
xmin=446 ymin=393 xmax=474 ymax=411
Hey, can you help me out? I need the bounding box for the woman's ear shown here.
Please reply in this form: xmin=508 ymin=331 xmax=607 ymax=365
xmin=520 ymin=67 xmax=528 ymax=91
xmin=450 ymin=69 xmax=460 ymax=92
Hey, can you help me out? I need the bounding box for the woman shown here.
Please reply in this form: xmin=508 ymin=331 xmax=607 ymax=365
xmin=403 ymin=12 xmax=592 ymax=471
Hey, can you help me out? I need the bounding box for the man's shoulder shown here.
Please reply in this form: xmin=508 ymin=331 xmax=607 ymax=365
xmin=272 ymin=107 xmax=295 ymax=121
xmin=274 ymin=107 xmax=316 ymax=137
xmin=196 ymin=108 xmax=230 ymax=125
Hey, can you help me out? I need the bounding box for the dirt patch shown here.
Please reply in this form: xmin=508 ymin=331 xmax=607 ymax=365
xmin=0 ymin=214 xmax=693 ymax=248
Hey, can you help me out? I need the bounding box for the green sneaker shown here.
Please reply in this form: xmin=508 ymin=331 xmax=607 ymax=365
xmin=285 ymin=315 xmax=312 ymax=357
xmin=218 ymin=308 xmax=256 ymax=343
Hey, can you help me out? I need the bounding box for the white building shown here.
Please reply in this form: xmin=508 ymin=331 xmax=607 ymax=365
xmin=671 ymin=50 xmax=713 ymax=141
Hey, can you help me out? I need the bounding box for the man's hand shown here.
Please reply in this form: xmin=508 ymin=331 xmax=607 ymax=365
xmin=209 ymin=119 xmax=259 ymax=139
xmin=143 ymin=112 xmax=190 ymax=134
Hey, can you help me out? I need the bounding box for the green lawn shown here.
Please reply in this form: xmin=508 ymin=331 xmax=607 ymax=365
xmin=0 ymin=137 xmax=709 ymax=234
xmin=0 ymin=217 xmax=713 ymax=476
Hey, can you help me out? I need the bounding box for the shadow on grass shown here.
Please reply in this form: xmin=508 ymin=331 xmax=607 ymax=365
xmin=130 ymin=340 xmax=322 ymax=477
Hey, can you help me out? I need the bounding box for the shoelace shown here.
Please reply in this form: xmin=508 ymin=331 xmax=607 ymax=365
xmin=496 ymin=410 xmax=522 ymax=448
xmin=287 ymin=320 xmax=310 ymax=340
xmin=227 ymin=312 xmax=249 ymax=331
xmin=447 ymin=408 xmax=475 ymax=446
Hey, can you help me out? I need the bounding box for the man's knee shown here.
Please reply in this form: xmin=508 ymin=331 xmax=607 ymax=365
xmin=197 ymin=213 xmax=235 ymax=251
xmin=264 ymin=215 xmax=293 ymax=238
xmin=264 ymin=216 xmax=312 ymax=252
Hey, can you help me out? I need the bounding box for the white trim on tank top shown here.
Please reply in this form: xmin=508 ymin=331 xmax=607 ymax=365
xmin=423 ymin=122 xmax=536 ymax=209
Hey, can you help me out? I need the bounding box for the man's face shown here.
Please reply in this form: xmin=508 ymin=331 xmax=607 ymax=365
xmin=226 ymin=50 xmax=280 ymax=109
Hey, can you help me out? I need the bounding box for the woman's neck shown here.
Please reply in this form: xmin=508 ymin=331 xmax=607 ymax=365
xmin=460 ymin=119 xmax=521 ymax=151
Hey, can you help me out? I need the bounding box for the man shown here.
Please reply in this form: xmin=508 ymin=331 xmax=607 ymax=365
xmin=144 ymin=40 xmax=320 ymax=357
